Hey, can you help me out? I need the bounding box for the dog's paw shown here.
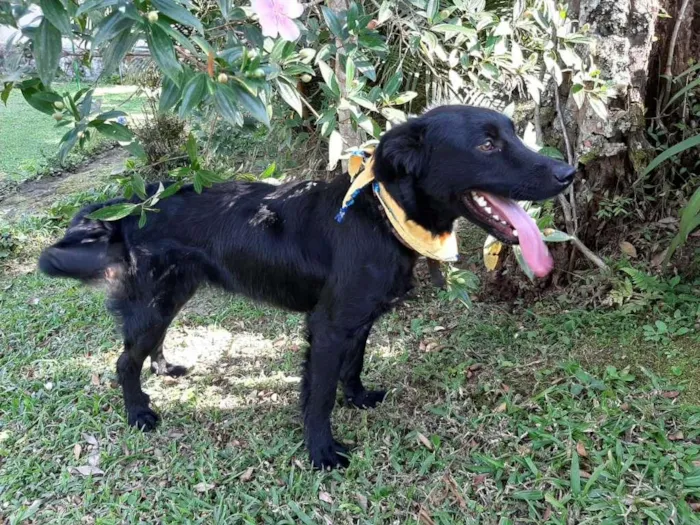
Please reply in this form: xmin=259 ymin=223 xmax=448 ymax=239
xmin=127 ymin=407 xmax=160 ymax=431
xmin=150 ymin=361 xmax=188 ymax=378
xmin=309 ymin=440 xmax=350 ymax=470
xmin=345 ymin=389 xmax=387 ymax=410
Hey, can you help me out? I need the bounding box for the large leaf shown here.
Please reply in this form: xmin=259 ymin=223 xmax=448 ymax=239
xmin=101 ymin=28 xmax=139 ymax=77
xmin=34 ymin=19 xmax=62 ymax=87
xmin=151 ymin=0 xmax=203 ymax=33
xmin=275 ymin=79 xmax=303 ymax=117
xmin=178 ymin=73 xmax=208 ymax=117
xmin=93 ymin=122 xmax=134 ymax=142
xmin=318 ymin=60 xmax=340 ymax=98
xmin=643 ymin=133 xmax=700 ymax=176
xmin=159 ymin=75 xmax=181 ymax=112
xmin=76 ymin=0 xmax=120 ymax=17
xmin=214 ymin=83 xmax=244 ymax=126
xmin=87 ymin=203 xmax=139 ymax=221
xmin=431 ymin=24 xmax=477 ymax=40
xmin=92 ymin=11 xmax=134 ymax=49
xmin=40 ymin=0 xmax=71 ymax=35
xmin=230 ymin=81 xmax=269 ymax=127
xmin=321 ymin=7 xmax=344 ymax=39
xmin=147 ymin=23 xmax=183 ymax=82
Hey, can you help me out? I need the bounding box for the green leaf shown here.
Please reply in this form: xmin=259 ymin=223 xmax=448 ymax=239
xmin=93 ymin=110 xmax=127 ymax=121
xmin=1 ymin=82 xmax=12 ymax=106
xmin=384 ymin=69 xmax=403 ymax=98
xmin=93 ymin=122 xmax=134 ymax=142
xmin=318 ymin=61 xmax=340 ymax=98
xmin=275 ymin=79 xmax=303 ymax=117
xmin=214 ymin=83 xmax=244 ymax=126
xmin=643 ymin=133 xmax=700 ymax=176
xmin=193 ymin=171 xmax=204 ymax=193
xmin=152 ymin=0 xmax=203 ymax=33
xmin=431 ymin=24 xmax=477 ymax=39
xmin=76 ymin=0 xmax=120 ymax=17
xmin=230 ymin=81 xmax=270 ymax=127
xmin=542 ymin=230 xmax=573 ymax=243
xmin=40 ymin=0 xmax=72 ymax=35
xmin=159 ymin=76 xmax=181 ymax=112
xmin=393 ymin=91 xmax=417 ymax=105
xmin=92 ymin=11 xmax=134 ymax=49
xmin=34 ymin=19 xmax=62 ymax=87
xmin=158 ymin=181 xmax=183 ymax=200
xmin=186 ymin=133 xmax=198 ymax=163
xmin=101 ymin=28 xmax=140 ymax=77
xmin=570 ymin=451 xmax=581 ymax=495
xmin=197 ymin=169 xmax=226 ymax=184
xmin=124 ymin=140 xmax=147 ymax=160
xmin=321 ymin=6 xmax=344 ymax=39
xmin=178 ymin=73 xmax=208 ymax=118
xmin=426 ymin=0 xmax=439 ymax=22
xmin=218 ymin=0 xmax=230 ymax=19
xmin=131 ymin=172 xmax=147 ymax=200
xmin=587 ymin=94 xmax=608 ymax=120
xmin=147 ymin=23 xmax=183 ymax=82
xmin=664 ymin=77 xmax=700 ymax=110
xmin=260 ymin=163 xmax=276 ymax=179
xmin=80 ymin=88 xmax=94 ymax=118
xmin=539 ymin=146 xmax=565 ymax=160
xmin=138 ymin=210 xmax=148 ymax=228
xmin=58 ymin=127 xmax=81 ymax=162
xmin=87 ymin=203 xmax=139 ymax=221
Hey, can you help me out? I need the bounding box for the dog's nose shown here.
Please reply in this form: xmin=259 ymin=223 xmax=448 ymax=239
xmin=553 ymin=164 xmax=576 ymax=185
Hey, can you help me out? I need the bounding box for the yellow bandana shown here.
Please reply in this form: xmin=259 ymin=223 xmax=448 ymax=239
xmin=337 ymin=150 xmax=459 ymax=263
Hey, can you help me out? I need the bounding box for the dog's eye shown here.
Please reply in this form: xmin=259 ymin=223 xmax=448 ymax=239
xmin=478 ymin=140 xmax=495 ymax=152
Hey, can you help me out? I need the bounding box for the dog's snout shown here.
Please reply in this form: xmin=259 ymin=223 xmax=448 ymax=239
xmin=553 ymin=164 xmax=576 ymax=185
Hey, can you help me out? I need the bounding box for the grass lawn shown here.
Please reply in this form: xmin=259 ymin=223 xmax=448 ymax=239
xmin=0 ymin=83 xmax=146 ymax=183
xmin=1 ymin=192 xmax=699 ymax=523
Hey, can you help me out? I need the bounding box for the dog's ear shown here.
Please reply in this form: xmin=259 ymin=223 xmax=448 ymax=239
xmin=374 ymin=119 xmax=428 ymax=182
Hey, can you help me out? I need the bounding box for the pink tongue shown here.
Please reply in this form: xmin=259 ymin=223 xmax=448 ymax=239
xmin=482 ymin=193 xmax=553 ymax=277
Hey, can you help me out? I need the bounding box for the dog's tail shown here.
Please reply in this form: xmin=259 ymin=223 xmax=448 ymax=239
xmin=39 ymin=202 xmax=127 ymax=282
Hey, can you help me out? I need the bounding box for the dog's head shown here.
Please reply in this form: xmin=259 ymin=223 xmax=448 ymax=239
xmin=373 ymin=105 xmax=575 ymax=277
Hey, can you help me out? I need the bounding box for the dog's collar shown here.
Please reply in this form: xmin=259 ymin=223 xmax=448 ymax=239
xmin=336 ymin=149 xmax=458 ymax=263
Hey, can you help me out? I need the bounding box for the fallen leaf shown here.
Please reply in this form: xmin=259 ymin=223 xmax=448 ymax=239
xmin=473 ymin=474 xmax=488 ymax=486
xmin=576 ymin=441 xmax=589 ymax=458
xmin=543 ymin=507 xmax=553 ymax=520
xmin=239 ymin=467 xmax=255 ymax=482
xmin=690 ymin=502 xmax=700 ymax=512
xmin=91 ymin=374 xmax=100 ymax=386
xmin=81 ymin=433 xmax=98 ymax=446
xmin=417 ymin=432 xmax=434 ymax=451
xmin=469 ymin=363 xmax=483 ymax=372
xmin=433 ymin=326 xmax=445 ymax=332
xmin=620 ymin=403 xmax=630 ymax=411
xmin=194 ymin=482 xmax=215 ymax=492
xmin=693 ymin=460 xmax=700 ymax=468
xmin=620 ymin=241 xmax=637 ymax=258
xmin=273 ymin=337 xmax=286 ymax=348
xmin=668 ymin=431 xmax=684 ymax=441
xmin=444 ymin=474 xmax=466 ymax=509
xmin=44 ymin=382 xmax=53 ymax=391
xmin=579 ymin=470 xmax=592 ymax=479
xmin=70 ymin=465 xmax=104 ymax=477
xmin=662 ymin=391 xmax=680 ymax=399
xmin=494 ymin=402 xmax=507 ymax=413
xmin=73 ymin=444 xmax=82 ymax=461
xmin=355 ymin=493 xmax=368 ymax=512
xmin=651 ymin=249 xmax=668 ymax=267
xmin=501 ymin=384 xmax=511 ymax=393
xmin=319 ymin=491 xmax=333 ymax=504
xmin=88 ymin=449 xmax=100 ymax=467
xmin=417 ymin=506 xmax=435 ymax=525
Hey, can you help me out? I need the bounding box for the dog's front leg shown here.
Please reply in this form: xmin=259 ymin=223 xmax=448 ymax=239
xmin=301 ymin=307 xmax=351 ymax=469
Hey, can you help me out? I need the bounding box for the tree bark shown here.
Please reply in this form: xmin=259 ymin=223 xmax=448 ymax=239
xmin=554 ymin=0 xmax=696 ymax=251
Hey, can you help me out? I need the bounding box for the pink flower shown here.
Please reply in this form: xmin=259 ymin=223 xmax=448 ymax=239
xmin=251 ymin=0 xmax=304 ymax=41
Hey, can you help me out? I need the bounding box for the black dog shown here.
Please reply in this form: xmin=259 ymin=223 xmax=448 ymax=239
xmin=39 ymin=106 xmax=574 ymax=469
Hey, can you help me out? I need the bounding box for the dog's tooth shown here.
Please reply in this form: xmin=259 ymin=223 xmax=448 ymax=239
xmin=501 ymin=220 xmax=507 ymax=225
xmin=492 ymin=214 xmax=500 ymax=221
xmin=484 ymin=206 xmax=492 ymax=214
xmin=513 ymin=230 xmax=519 ymax=237
xmin=478 ymin=199 xmax=487 ymax=207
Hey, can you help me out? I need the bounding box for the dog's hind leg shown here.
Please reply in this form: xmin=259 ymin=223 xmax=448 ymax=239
xmin=340 ymin=323 xmax=387 ymax=409
xmin=149 ymin=341 xmax=188 ymax=378
xmin=112 ymin=257 xmax=199 ymax=431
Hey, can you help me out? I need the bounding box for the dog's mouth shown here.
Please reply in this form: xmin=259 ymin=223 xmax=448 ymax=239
xmin=462 ymin=191 xmax=553 ymax=277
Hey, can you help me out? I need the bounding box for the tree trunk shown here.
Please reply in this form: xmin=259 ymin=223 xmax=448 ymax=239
xmin=549 ymin=0 xmax=696 ymax=255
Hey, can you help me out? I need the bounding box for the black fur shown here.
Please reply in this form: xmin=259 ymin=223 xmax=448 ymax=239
xmin=39 ymin=106 xmax=575 ymax=469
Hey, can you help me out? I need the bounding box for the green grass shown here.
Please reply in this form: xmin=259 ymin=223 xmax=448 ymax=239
xmin=0 ymin=83 xmax=146 ymax=183
xmin=1 ymin=211 xmax=699 ymax=524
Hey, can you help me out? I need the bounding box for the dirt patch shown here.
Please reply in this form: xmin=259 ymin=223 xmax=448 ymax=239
xmin=0 ymin=148 xmax=127 ymax=221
